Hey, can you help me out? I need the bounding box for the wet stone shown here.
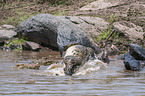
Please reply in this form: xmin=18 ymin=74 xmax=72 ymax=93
xmin=124 ymin=53 xmax=145 ymax=71
xmin=129 ymin=43 xmax=145 ymax=60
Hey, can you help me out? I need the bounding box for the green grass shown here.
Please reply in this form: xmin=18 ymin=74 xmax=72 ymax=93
xmin=0 ymin=0 xmax=97 ymax=27
xmin=9 ymin=38 xmax=25 ymax=45
xmin=95 ymin=15 xmax=119 ymax=41
xmin=53 ymin=9 xmax=69 ymax=16
xmin=1 ymin=2 xmax=40 ymax=26
xmin=4 ymin=38 xmax=26 ymax=50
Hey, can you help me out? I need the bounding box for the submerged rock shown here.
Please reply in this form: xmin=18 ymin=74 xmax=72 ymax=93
xmin=123 ymin=44 xmax=145 ymax=71
xmin=124 ymin=53 xmax=145 ymax=71
xmin=129 ymin=44 xmax=145 ymax=60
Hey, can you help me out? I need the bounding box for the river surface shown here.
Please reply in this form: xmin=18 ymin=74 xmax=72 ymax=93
xmin=0 ymin=49 xmax=145 ymax=96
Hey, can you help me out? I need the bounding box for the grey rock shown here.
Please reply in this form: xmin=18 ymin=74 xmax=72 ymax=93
xmin=0 ymin=30 xmax=17 ymax=44
xmin=116 ymin=54 xmax=124 ymax=60
xmin=129 ymin=44 xmax=145 ymax=60
xmin=113 ymin=21 xmax=144 ymax=41
xmin=22 ymin=41 xmax=41 ymax=51
xmin=17 ymin=14 xmax=101 ymax=55
xmin=124 ymin=53 xmax=145 ymax=71
xmin=1 ymin=24 xmax=16 ymax=30
xmin=76 ymin=0 xmax=145 ymax=32
xmin=80 ymin=0 xmax=124 ymax=11
xmin=0 ymin=30 xmax=17 ymax=39
xmin=60 ymin=16 xmax=109 ymax=37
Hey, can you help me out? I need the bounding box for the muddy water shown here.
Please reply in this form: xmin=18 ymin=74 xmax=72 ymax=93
xmin=0 ymin=50 xmax=145 ymax=96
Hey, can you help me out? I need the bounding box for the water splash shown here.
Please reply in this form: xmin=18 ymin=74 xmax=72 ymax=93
xmin=75 ymin=59 xmax=107 ymax=75
xmin=45 ymin=61 xmax=65 ymax=76
xmin=44 ymin=59 xmax=107 ymax=76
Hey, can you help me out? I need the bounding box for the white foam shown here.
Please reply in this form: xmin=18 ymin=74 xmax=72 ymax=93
xmin=45 ymin=61 xmax=65 ymax=76
xmin=44 ymin=59 xmax=107 ymax=76
xmin=74 ymin=59 xmax=107 ymax=75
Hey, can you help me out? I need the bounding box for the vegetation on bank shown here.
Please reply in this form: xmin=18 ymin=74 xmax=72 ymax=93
xmin=93 ymin=15 xmax=125 ymax=48
xmin=0 ymin=0 xmax=119 ymax=39
xmin=0 ymin=0 xmax=96 ymax=27
xmin=0 ymin=0 xmax=96 ymax=50
xmin=4 ymin=38 xmax=26 ymax=50
xmin=95 ymin=15 xmax=119 ymax=41
xmin=1 ymin=0 xmax=144 ymax=51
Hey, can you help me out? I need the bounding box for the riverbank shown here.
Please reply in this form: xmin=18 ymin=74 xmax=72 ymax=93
xmin=0 ymin=0 xmax=145 ymax=52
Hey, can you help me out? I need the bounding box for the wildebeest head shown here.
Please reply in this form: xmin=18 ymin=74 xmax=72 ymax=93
xmin=63 ymin=56 xmax=82 ymax=76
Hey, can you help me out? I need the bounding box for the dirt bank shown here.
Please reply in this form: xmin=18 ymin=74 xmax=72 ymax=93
xmin=0 ymin=0 xmax=145 ymax=52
